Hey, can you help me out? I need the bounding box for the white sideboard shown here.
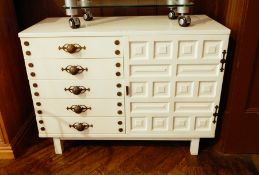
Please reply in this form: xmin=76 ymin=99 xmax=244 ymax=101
xmin=19 ymin=15 xmax=230 ymax=155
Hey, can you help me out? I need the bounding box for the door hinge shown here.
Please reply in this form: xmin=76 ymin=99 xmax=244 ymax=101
xmin=220 ymin=50 xmax=227 ymax=72
xmin=213 ymin=105 xmax=219 ymax=124
xmin=126 ymin=86 xmax=129 ymax=96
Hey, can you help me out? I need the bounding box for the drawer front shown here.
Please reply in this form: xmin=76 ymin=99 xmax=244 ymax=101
xmin=25 ymin=59 xmax=123 ymax=80
xmin=30 ymin=80 xmax=124 ymax=99
xmin=37 ymin=117 xmax=125 ymax=134
xmin=21 ymin=37 xmax=123 ymax=59
xmin=34 ymin=99 xmax=125 ymax=117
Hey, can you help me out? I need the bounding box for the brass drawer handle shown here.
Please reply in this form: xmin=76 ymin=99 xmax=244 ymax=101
xmin=66 ymin=105 xmax=92 ymax=114
xmin=64 ymin=86 xmax=90 ymax=95
xmin=69 ymin=122 xmax=93 ymax=131
xmin=61 ymin=65 xmax=88 ymax=75
xmin=58 ymin=44 xmax=86 ymax=54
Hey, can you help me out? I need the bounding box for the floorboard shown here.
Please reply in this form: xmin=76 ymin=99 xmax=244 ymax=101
xmin=0 ymin=139 xmax=258 ymax=175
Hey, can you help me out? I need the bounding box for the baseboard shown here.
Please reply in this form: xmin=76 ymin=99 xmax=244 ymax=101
xmin=0 ymin=144 xmax=15 ymax=159
xmin=9 ymin=113 xmax=36 ymax=158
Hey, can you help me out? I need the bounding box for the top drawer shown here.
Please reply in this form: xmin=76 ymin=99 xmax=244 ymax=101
xmin=20 ymin=37 xmax=123 ymax=59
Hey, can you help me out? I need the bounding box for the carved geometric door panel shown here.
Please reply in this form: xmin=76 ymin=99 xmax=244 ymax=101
xmin=125 ymin=35 xmax=229 ymax=135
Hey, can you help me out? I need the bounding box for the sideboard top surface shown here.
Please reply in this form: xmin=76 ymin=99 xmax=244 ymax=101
xmin=19 ymin=15 xmax=230 ymax=37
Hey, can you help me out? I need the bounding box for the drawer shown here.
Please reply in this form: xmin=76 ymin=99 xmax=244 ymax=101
xmin=25 ymin=58 xmax=123 ymax=80
xmin=30 ymin=80 xmax=124 ymax=99
xmin=34 ymin=99 xmax=125 ymax=117
xmin=36 ymin=117 xmax=125 ymax=135
xmin=21 ymin=37 xmax=123 ymax=59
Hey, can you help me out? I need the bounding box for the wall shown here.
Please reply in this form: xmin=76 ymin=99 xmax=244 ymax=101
xmin=14 ymin=0 xmax=221 ymax=30
xmin=0 ymin=0 xmax=33 ymax=158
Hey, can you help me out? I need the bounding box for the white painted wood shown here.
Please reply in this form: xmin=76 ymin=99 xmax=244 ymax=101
xmin=21 ymin=37 xmax=122 ymax=59
xmin=131 ymin=102 xmax=170 ymax=114
xmin=53 ymin=138 xmax=63 ymax=154
xmin=29 ymin=80 xmax=124 ymax=99
xmin=190 ymin=139 xmax=200 ymax=155
xmin=130 ymin=65 xmax=172 ymax=78
xmin=19 ymin=15 xmax=230 ymax=155
xmin=25 ymin=59 xmax=123 ymax=80
xmin=34 ymin=99 xmax=124 ymax=117
xmin=176 ymin=64 xmax=219 ymax=77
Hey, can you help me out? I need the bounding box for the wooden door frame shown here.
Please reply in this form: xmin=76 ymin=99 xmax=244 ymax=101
xmin=215 ymin=0 xmax=259 ymax=153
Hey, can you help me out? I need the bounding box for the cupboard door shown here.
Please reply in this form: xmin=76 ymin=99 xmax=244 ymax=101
xmin=125 ymin=35 xmax=229 ymax=136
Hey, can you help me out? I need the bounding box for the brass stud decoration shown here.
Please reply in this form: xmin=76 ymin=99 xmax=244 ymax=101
xmin=36 ymin=102 xmax=41 ymax=106
xmin=39 ymin=120 xmax=44 ymax=124
xmin=116 ymin=72 xmax=121 ymax=76
xmin=116 ymin=83 xmax=122 ymax=88
xmin=115 ymin=50 xmax=120 ymax=55
xmin=118 ymin=121 xmax=123 ymax=125
xmin=33 ymin=83 xmax=38 ymax=88
xmin=26 ymin=51 xmax=31 ymax=56
xmin=117 ymin=102 xmax=122 ymax=107
xmin=34 ymin=92 xmax=39 ymax=96
xmin=30 ymin=72 xmax=36 ymax=77
xmin=117 ymin=110 xmax=123 ymax=115
xmin=24 ymin=41 xmax=30 ymax=46
xmin=118 ymin=128 xmax=123 ymax=132
xmin=114 ymin=40 xmax=120 ymax=45
xmin=115 ymin=63 xmax=121 ymax=67
xmin=117 ymin=92 xmax=122 ymax=96
xmin=28 ymin=63 xmax=34 ymax=67
xmin=37 ymin=110 xmax=42 ymax=114
xmin=40 ymin=127 xmax=45 ymax=131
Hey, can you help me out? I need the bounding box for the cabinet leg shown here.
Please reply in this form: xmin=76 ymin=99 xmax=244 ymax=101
xmin=190 ymin=139 xmax=200 ymax=155
xmin=53 ymin=138 xmax=63 ymax=154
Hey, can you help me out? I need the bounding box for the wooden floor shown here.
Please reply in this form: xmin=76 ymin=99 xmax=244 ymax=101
xmin=0 ymin=139 xmax=258 ymax=175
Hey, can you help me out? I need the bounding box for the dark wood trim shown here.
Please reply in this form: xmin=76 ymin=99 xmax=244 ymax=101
xmin=0 ymin=0 xmax=34 ymax=159
xmin=210 ymin=0 xmax=248 ymax=153
xmin=215 ymin=0 xmax=259 ymax=153
xmin=0 ymin=113 xmax=35 ymax=159
xmin=10 ymin=113 xmax=36 ymax=157
xmin=0 ymin=112 xmax=9 ymax=144
xmin=0 ymin=144 xmax=15 ymax=159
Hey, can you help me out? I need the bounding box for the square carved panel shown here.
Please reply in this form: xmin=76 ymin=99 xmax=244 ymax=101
xmin=178 ymin=40 xmax=198 ymax=59
xmin=154 ymin=41 xmax=172 ymax=60
xmin=153 ymin=82 xmax=171 ymax=98
xmin=198 ymin=81 xmax=217 ymax=97
xmin=152 ymin=117 xmax=168 ymax=131
xmin=131 ymin=117 xmax=148 ymax=131
xmin=173 ymin=117 xmax=190 ymax=131
xmin=203 ymin=40 xmax=222 ymax=60
xmin=131 ymin=82 xmax=148 ymax=98
xmin=175 ymin=81 xmax=194 ymax=97
xmin=195 ymin=117 xmax=211 ymax=131
xmin=130 ymin=42 xmax=148 ymax=60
